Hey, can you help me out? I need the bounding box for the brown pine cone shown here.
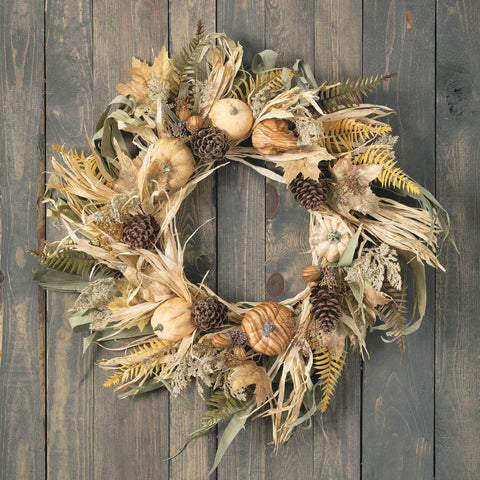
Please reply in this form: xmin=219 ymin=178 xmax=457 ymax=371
xmin=230 ymin=329 xmax=247 ymax=346
xmin=190 ymin=127 xmax=229 ymax=163
xmin=288 ymin=172 xmax=328 ymax=211
xmin=191 ymin=296 xmax=228 ymax=332
xmin=122 ymin=214 xmax=159 ymax=250
xmin=309 ymin=284 xmax=343 ymax=333
xmin=171 ymin=121 xmax=189 ymax=138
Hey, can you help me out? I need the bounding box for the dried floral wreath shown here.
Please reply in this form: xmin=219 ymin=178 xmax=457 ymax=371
xmin=30 ymin=22 xmax=453 ymax=472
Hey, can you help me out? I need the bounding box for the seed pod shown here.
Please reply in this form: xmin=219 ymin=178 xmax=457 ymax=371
xmin=178 ymin=106 xmax=191 ymax=121
xmin=187 ymin=115 xmax=204 ymax=133
xmin=212 ymin=332 xmax=231 ymax=348
xmin=302 ymin=265 xmax=321 ymax=283
xmin=233 ymin=346 xmax=247 ymax=362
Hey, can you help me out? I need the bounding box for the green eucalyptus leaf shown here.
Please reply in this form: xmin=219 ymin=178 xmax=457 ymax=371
xmin=397 ymin=249 xmax=426 ymax=320
xmin=329 ymin=224 xmax=363 ymax=267
xmin=251 ymin=49 xmax=279 ymax=73
xmin=34 ymin=268 xmax=89 ymax=292
xmin=291 ymin=58 xmax=317 ymax=90
xmin=206 ymin=399 xmax=256 ymax=477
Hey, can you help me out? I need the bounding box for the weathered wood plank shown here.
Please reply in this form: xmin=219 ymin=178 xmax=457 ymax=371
xmin=92 ymin=2 xmax=170 ymax=479
xmin=44 ymin=2 xmax=94 ymax=479
xmin=313 ymin=2 xmax=362 ymax=479
xmin=168 ymin=5 xmax=217 ymax=479
xmin=264 ymin=1 xmax=315 ymax=478
xmin=216 ymin=1 xmax=267 ymax=478
xmin=436 ymin=1 xmax=480 ymax=478
xmin=0 ymin=0 xmax=46 ymax=478
xmin=362 ymin=2 xmax=436 ymax=479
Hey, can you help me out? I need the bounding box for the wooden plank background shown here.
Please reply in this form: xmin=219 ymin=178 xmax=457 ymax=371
xmin=0 ymin=1 xmax=478 ymax=479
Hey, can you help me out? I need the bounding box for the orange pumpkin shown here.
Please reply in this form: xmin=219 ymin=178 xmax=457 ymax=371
xmin=241 ymin=301 xmax=296 ymax=355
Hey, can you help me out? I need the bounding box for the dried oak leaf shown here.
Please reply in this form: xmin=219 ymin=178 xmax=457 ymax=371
xmin=116 ymin=47 xmax=172 ymax=105
xmin=329 ymin=155 xmax=382 ymax=215
xmin=229 ymin=360 xmax=273 ymax=407
xmin=273 ymin=148 xmax=334 ymax=185
xmin=363 ymin=282 xmax=391 ymax=307
xmin=321 ymin=322 xmax=347 ymax=360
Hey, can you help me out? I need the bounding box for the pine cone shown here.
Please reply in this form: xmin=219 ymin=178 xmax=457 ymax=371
xmin=122 ymin=214 xmax=159 ymax=250
xmin=171 ymin=121 xmax=189 ymax=138
xmin=191 ymin=296 xmax=228 ymax=332
xmin=230 ymin=329 xmax=247 ymax=346
xmin=288 ymin=172 xmax=328 ymax=211
xmin=309 ymin=284 xmax=343 ymax=333
xmin=190 ymin=127 xmax=229 ymax=163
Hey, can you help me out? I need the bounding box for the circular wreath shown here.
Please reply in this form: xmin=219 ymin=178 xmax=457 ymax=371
xmin=32 ymin=24 xmax=452 ymax=468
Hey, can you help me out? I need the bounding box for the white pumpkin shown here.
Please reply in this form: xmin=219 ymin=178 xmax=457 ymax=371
xmin=208 ymin=99 xmax=253 ymax=140
xmin=310 ymin=216 xmax=352 ymax=262
xmin=151 ymin=297 xmax=195 ymax=342
xmin=147 ymin=138 xmax=195 ymax=192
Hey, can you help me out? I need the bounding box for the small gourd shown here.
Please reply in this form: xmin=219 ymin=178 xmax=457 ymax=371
xmin=212 ymin=332 xmax=231 ymax=348
xmin=233 ymin=346 xmax=247 ymax=362
xmin=187 ymin=115 xmax=203 ymax=133
xmin=178 ymin=106 xmax=191 ymax=121
xmin=309 ymin=216 xmax=352 ymax=263
xmin=302 ymin=265 xmax=321 ymax=283
xmin=208 ymin=99 xmax=253 ymax=140
xmin=147 ymin=137 xmax=195 ymax=192
xmin=151 ymin=297 xmax=195 ymax=342
xmin=252 ymin=118 xmax=298 ymax=155
xmin=241 ymin=301 xmax=296 ymax=356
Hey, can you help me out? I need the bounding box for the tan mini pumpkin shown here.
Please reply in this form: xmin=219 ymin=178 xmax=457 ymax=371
xmin=147 ymin=137 xmax=195 ymax=192
xmin=241 ymin=301 xmax=296 ymax=356
xmin=310 ymin=216 xmax=352 ymax=262
xmin=251 ymin=118 xmax=298 ymax=155
xmin=212 ymin=332 xmax=231 ymax=348
xmin=151 ymin=297 xmax=195 ymax=342
xmin=186 ymin=115 xmax=203 ymax=133
xmin=208 ymin=98 xmax=253 ymax=140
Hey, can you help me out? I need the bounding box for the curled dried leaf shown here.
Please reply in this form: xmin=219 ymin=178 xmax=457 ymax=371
xmin=229 ymin=360 xmax=273 ymax=407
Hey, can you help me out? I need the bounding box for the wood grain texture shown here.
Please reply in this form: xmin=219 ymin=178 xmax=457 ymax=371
xmin=0 ymin=0 xmax=46 ymax=479
xmin=44 ymin=1 xmax=94 ymax=478
xmin=92 ymin=2 xmax=170 ymax=479
xmin=362 ymin=2 xmax=436 ymax=479
xmin=168 ymin=6 xmax=217 ymax=479
xmin=216 ymin=1 xmax=267 ymax=479
xmin=1 ymin=2 xmax=479 ymax=479
xmin=313 ymin=2 xmax=362 ymax=479
xmin=264 ymin=1 xmax=315 ymax=478
xmin=436 ymin=1 xmax=480 ymax=478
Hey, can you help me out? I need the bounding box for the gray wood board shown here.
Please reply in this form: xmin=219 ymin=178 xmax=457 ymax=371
xmin=436 ymin=1 xmax=480 ymax=478
xmin=91 ymin=2 xmax=170 ymax=480
xmin=216 ymin=1 xmax=267 ymax=479
xmin=0 ymin=0 xmax=46 ymax=478
xmin=362 ymin=1 xmax=436 ymax=479
xmin=313 ymin=2 xmax=363 ymax=479
xmin=168 ymin=5 xmax=218 ymax=480
xmin=45 ymin=1 xmax=94 ymax=479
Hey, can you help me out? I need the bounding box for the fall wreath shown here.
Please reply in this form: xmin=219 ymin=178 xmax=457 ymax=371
xmin=31 ymin=22 xmax=453 ymax=471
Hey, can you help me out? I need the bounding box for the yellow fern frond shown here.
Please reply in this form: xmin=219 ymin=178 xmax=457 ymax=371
xmin=231 ymin=69 xmax=288 ymax=102
xmin=353 ymin=144 xmax=420 ymax=194
xmin=314 ymin=347 xmax=346 ymax=413
xmin=323 ymin=119 xmax=391 ymax=153
xmin=102 ymin=338 xmax=175 ymax=389
xmin=52 ymin=144 xmax=110 ymax=183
